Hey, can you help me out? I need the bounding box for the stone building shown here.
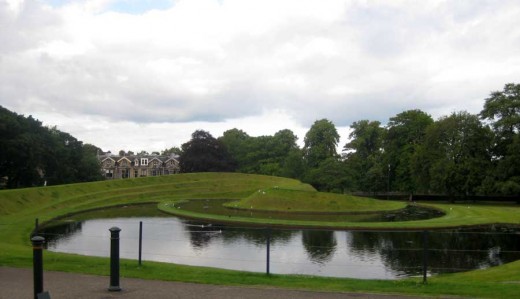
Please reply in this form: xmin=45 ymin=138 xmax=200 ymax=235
xmin=99 ymin=153 xmax=180 ymax=179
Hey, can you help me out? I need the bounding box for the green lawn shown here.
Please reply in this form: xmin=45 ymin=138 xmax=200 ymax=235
xmin=1 ymin=172 xmax=520 ymax=298
xmin=224 ymin=187 xmax=406 ymax=212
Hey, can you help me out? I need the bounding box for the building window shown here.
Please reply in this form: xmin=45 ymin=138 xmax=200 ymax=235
xmin=141 ymin=169 xmax=147 ymax=177
xmin=134 ymin=170 xmax=138 ymax=178
xmin=141 ymin=158 xmax=148 ymax=166
xmin=134 ymin=159 xmax=139 ymax=166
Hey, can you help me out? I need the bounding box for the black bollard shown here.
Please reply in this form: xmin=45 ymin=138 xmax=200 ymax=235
xmin=266 ymin=228 xmax=271 ymax=275
xmin=138 ymin=221 xmax=143 ymax=266
xmin=422 ymin=230 xmax=429 ymax=284
xmin=31 ymin=236 xmax=45 ymax=299
xmin=108 ymin=227 xmax=122 ymax=292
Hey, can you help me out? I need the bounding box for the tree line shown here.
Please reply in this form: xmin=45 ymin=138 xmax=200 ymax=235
xmin=2 ymin=82 xmax=518 ymax=196
xmin=180 ymin=83 xmax=520 ymax=196
xmin=0 ymin=106 xmax=103 ymax=188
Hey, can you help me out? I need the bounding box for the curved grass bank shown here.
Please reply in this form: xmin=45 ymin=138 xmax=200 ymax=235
xmin=1 ymin=173 xmax=520 ymax=298
xmin=224 ymin=188 xmax=406 ymax=213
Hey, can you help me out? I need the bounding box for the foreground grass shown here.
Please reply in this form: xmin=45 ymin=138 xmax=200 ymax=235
xmin=2 ymin=249 xmax=520 ymax=299
xmin=1 ymin=173 xmax=520 ymax=298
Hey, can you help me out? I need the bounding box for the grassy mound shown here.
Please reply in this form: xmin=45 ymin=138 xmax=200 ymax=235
xmin=224 ymin=188 xmax=405 ymax=213
xmin=0 ymin=173 xmax=309 ymax=219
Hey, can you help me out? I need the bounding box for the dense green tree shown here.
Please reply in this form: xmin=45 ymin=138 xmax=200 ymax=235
xmin=0 ymin=106 xmax=102 ymax=188
xmin=480 ymin=83 xmax=520 ymax=157
xmin=219 ymin=129 xmax=250 ymax=163
xmin=413 ymin=112 xmax=493 ymax=196
xmin=219 ymin=128 xmax=253 ymax=172
xmin=479 ymin=83 xmax=520 ymax=195
xmin=493 ymin=134 xmax=520 ymax=195
xmin=345 ymin=120 xmax=384 ymax=159
xmin=300 ymin=119 xmax=343 ymax=191
xmin=83 ymin=143 xmax=102 ymax=156
xmin=180 ymin=130 xmax=236 ymax=173
xmin=303 ymin=157 xmax=350 ymax=193
xmin=279 ymin=148 xmax=305 ymax=179
xmin=385 ymin=110 xmax=434 ymax=193
xmin=219 ymin=128 xmax=301 ymax=177
xmin=343 ymin=120 xmax=386 ymax=192
xmin=303 ymin=119 xmax=340 ymax=168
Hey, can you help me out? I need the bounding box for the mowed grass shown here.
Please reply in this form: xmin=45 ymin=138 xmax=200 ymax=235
xmin=224 ymin=188 xmax=406 ymax=213
xmin=1 ymin=172 xmax=520 ymax=298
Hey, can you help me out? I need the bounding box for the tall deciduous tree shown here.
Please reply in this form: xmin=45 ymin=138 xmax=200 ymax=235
xmin=480 ymin=83 xmax=520 ymax=157
xmin=413 ymin=111 xmax=493 ymax=196
xmin=343 ymin=120 xmax=385 ymax=192
xmin=219 ymin=128 xmax=302 ymax=177
xmin=493 ymin=134 xmax=520 ymax=194
xmin=0 ymin=106 xmax=103 ymax=188
xmin=480 ymin=83 xmax=520 ymax=195
xmin=385 ymin=110 xmax=433 ymax=193
xmin=303 ymin=119 xmax=339 ymax=168
xmin=180 ymin=130 xmax=235 ymax=173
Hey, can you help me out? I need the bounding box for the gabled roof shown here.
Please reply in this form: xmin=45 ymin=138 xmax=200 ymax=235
xmin=149 ymin=157 xmax=163 ymax=163
xmin=100 ymin=157 xmax=116 ymax=162
xmin=99 ymin=154 xmax=179 ymax=163
xmin=165 ymin=157 xmax=179 ymax=163
xmin=117 ymin=156 xmax=132 ymax=163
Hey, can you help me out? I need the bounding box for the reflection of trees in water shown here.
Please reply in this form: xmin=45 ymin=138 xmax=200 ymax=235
xmin=347 ymin=227 xmax=520 ymax=275
xmin=183 ymin=221 xmax=222 ymax=249
xmin=40 ymin=221 xmax=83 ymax=248
xmin=302 ymin=230 xmax=337 ymax=264
xmin=221 ymin=228 xmax=295 ymax=246
xmin=182 ymin=220 xmax=296 ymax=249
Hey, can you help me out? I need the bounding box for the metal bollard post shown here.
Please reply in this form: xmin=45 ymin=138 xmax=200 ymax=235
xmin=31 ymin=236 xmax=45 ymax=299
xmin=266 ymin=228 xmax=271 ymax=275
xmin=422 ymin=230 xmax=429 ymax=284
xmin=138 ymin=221 xmax=143 ymax=266
xmin=108 ymin=227 xmax=122 ymax=292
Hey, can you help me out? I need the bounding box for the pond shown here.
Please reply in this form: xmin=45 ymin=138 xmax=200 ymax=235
xmin=39 ymin=206 xmax=520 ymax=280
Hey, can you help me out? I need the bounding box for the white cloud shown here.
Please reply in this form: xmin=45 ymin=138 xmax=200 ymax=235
xmin=1 ymin=0 xmax=520 ymax=152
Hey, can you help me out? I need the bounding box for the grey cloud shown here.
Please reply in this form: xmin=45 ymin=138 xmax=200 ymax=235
xmin=0 ymin=1 xmax=62 ymax=54
xmin=1 ymin=0 xmax=520 ymax=137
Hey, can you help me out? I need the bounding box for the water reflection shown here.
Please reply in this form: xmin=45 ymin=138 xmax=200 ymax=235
xmin=346 ymin=228 xmax=520 ymax=276
xmin=302 ymin=230 xmax=337 ymax=264
xmin=40 ymin=216 xmax=520 ymax=280
xmin=42 ymin=221 xmax=83 ymax=247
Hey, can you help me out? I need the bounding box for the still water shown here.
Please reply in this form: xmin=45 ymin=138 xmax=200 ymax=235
xmin=41 ymin=215 xmax=520 ymax=280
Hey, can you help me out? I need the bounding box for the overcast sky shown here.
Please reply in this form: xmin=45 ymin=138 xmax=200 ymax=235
xmin=1 ymin=0 xmax=520 ymax=153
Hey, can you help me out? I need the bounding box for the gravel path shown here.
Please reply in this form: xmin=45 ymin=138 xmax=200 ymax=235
xmin=0 ymin=267 xmax=440 ymax=299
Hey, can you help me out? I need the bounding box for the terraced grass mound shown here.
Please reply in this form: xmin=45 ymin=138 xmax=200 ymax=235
xmin=225 ymin=188 xmax=405 ymax=213
xmin=0 ymin=173 xmax=310 ymax=218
